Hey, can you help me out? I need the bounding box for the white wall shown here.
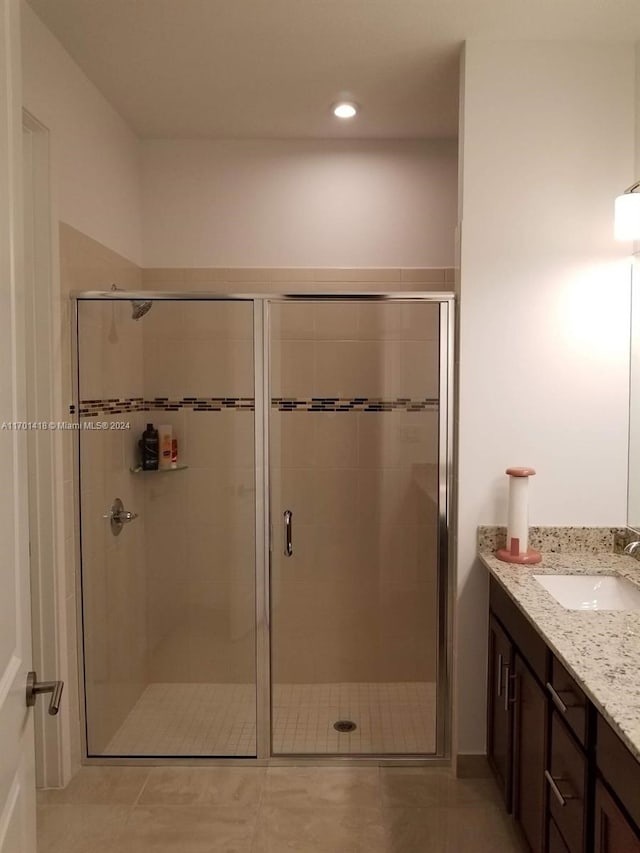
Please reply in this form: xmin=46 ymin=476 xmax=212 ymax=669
xmin=456 ymin=41 xmax=636 ymax=755
xmin=141 ymin=138 xmax=457 ymax=268
xmin=21 ymin=1 xmax=141 ymax=264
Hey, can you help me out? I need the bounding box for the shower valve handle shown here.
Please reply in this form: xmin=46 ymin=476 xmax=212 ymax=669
xmin=118 ymin=510 xmax=138 ymax=522
xmin=103 ymin=497 xmax=138 ymax=536
xmin=103 ymin=507 xmax=138 ymax=523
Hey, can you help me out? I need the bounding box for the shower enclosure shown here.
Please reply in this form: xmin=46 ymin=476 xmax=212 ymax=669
xmin=73 ymin=292 xmax=453 ymax=761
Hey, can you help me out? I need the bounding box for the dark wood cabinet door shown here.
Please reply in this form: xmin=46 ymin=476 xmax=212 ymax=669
xmin=487 ymin=614 xmax=514 ymax=810
xmin=549 ymin=819 xmax=571 ymax=853
xmin=513 ymin=652 xmax=546 ymax=853
xmin=594 ymin=780 xmax=640 ymax=853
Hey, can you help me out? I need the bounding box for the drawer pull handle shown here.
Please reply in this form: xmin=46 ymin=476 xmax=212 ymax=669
xmin=497 ymin=654 xmax=504 ymax=697
xmin=545 ymin=770 xmax=577 ymax=807
xmin=504 ymin=666 xmax=517 ymax=711
xmin=546 ymin=682 xmax=568 ymax=714
xmin=547 ymin=682 xmax=579 ymax=714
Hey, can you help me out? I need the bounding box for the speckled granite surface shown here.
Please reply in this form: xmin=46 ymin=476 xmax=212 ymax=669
xmin=478 ymin=525 xmax=627 ymax=554
xmin=479 ymin=543 xmax=640 ymax=762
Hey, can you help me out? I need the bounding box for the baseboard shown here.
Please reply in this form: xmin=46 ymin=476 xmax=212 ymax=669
xmin=455 ymin=753 xmax=491 ymax=778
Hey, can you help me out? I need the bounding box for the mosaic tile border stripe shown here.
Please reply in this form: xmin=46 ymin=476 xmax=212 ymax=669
xmin=77 ymin=397 xmax=255 ymax=416
xmin=272 ymin=397 xmax=439 ymax=412
xmin=76 ymin=397 xmax=439 ymax=417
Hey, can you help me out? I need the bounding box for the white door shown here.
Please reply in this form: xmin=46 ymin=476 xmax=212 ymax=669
xmin=0 ymin=0 xmax=37 ymax=851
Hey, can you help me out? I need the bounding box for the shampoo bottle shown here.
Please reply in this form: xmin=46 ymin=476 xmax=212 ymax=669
xmin=141 ymin=423 xmax=159 ymax=470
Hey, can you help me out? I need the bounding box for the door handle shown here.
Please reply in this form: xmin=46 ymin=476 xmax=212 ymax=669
xmin=284 ymin=510 xmax=293 ymax=557
xmin=26 ymin=671 xmax=64 ymax=716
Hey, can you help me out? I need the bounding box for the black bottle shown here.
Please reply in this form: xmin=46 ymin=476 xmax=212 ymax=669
xmin=140 ymin=423 xmax=159 ymax=470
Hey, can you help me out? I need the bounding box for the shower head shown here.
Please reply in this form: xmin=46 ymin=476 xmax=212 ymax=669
xmin=110 ymin=285 xmax=152 ymax=321
xmin=131 ymin=299 xmax=152 ymax=320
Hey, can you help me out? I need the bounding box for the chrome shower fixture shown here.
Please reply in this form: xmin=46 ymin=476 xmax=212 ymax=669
xmin=110 ymin=283 xmax=152 ymax=320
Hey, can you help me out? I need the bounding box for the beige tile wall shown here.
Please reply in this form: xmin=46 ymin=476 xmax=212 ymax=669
xmin=76 ymin=298 xmax=148 ymax=754
xmin=60 ymin=225 xmax=144 ymax=761
xmin=141 ymin=301 xmax=256 ymax=689
xmin=269 ymin=301 xmax=440 ymax=685
xmin=142 ymin=266 xmax=454 ymax=293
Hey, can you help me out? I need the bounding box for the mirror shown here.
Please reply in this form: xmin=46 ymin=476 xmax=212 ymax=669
xmin=629 ymin=255 xmax=640 ymax=529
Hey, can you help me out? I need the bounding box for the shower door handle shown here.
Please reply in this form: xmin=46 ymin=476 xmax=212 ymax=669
xmin=284 ymin=510 xmax=293 ymax=557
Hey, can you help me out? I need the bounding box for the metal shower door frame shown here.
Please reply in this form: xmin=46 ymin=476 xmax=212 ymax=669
xmin=71 ymin=291 xmax=455 ymax=765
xmin=258 ymin=294 xmax=454 ymax=762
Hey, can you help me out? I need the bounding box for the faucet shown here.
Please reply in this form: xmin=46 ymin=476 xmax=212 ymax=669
xmin=623 ymin=540 xmax=640 ymax=556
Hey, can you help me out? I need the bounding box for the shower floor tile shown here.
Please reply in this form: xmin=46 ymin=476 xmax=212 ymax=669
xmin=104 ymin=681 xmax=436 ymax=757
xmin=272 ymin=681 xmax=436 ymax=754
xmin=105 ymin=683 xmax=257 ymax=757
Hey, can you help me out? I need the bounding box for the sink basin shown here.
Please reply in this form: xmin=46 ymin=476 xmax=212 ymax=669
xmin=533 ymin=574 xmax=640 ymax=611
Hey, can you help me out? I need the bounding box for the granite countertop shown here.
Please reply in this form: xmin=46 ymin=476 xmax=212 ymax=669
xmin=479 ymin=540 xmax=640 ymax=762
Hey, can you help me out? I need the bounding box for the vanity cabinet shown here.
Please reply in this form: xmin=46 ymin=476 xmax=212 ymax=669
xmin=547 ymin=656 xmax=588 ymax=746
xmin=595 ymin=716 xmax=640 ymax=853
xmin=487 ymin=614 xmax=514 ymax=809
xmin=547 ymin=711 xmax=588 ymax=853
xmin=513 ymin=652 xmax=547 ymax=853
xmin=548 ymin=819 xmax=571 ymax=853
xmin=487 ymin=575 xmax=640 ymax=853
xmin=488 ymin=580 xmax=547 ymax=852
xmin=594 ymin=781 xmax=640 ymax=853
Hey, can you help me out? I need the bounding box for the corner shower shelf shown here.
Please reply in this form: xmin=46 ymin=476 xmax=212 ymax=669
xmin=129 ymin=464 xmax=189 ymax=474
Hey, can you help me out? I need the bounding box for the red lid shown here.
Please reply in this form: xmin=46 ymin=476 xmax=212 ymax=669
xmin=505 ymin=467 xmax=536 ymax=477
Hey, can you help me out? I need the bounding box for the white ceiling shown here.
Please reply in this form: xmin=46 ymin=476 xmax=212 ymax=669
xmin=27 ymin=0 xmax=640 ymax=139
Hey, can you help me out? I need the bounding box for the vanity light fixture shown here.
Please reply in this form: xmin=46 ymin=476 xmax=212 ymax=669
xmin=332 ymin=101 xmax=358 ymax=119
xmin=614 ymin=179 xmax=640 ymax=240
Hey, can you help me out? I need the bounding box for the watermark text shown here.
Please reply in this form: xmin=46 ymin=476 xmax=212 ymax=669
xmin=1 ymin=421 xmax=131 ymax=431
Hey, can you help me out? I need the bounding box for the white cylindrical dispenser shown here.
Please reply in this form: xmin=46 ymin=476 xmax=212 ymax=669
xmin=496 ymin=467 xmax=541 ymax=564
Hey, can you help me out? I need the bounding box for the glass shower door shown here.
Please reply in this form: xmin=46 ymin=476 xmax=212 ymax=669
xmin=77 ymin=297 xmax=257 ymax=757
xmin=269 ymin=299 xmax=444 ymax=755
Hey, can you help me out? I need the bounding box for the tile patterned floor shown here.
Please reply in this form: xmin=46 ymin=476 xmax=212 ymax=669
xmin=104 ymin=682 xmax=436 ymax=757
xmin=37 ymin=765 xmax=527 ymax=852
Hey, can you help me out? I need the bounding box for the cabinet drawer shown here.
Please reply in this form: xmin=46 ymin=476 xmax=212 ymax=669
xmin=548 ymin=818 xmax=571 ymax=853
xmin=490 ymin=578 xmax=548 ymax=684
xmin=548 ymin=712 xmax=587 ymax=853
xmin=597 ymin=715 xmax=640 ymax=831
xmin=547 ymin=655 xmax=588 ymax=746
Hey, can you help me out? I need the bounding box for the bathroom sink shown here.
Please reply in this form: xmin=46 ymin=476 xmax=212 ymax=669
xmin=533 ymin=574 xmax=640 ymax=611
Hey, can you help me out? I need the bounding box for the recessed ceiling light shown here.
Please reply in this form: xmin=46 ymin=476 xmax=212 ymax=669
xmin=332 ymin=102 xmax=358 ymax=119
